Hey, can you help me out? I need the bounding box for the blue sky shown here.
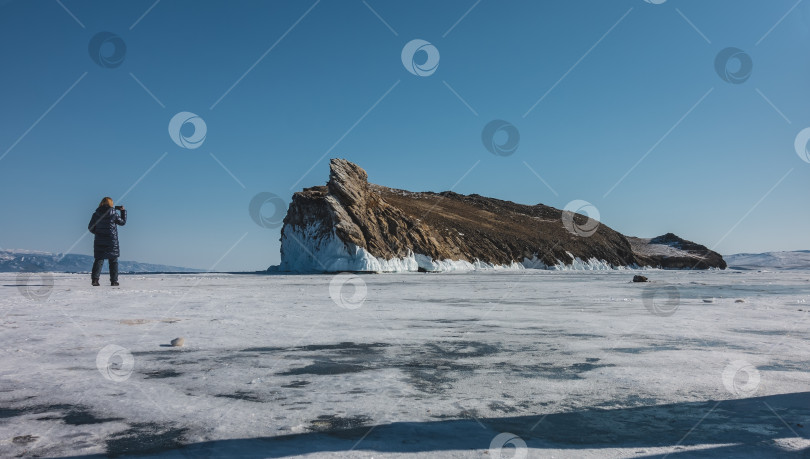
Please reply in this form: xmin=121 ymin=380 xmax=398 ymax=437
xmin=0 ymin=0 xmax=808 ymax=271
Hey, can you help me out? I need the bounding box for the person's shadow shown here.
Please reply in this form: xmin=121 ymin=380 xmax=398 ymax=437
xmin=60 ymin=391 xmax=810 ymax=458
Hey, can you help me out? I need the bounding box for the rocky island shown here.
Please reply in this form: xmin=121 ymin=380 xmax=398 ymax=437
xmin=273 ymin=159 xmax=726 ymax=272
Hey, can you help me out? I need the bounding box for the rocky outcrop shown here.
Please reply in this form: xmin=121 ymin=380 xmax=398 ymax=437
xmin=276 ymin=159 xmax=726 ymax=272
xmin=627 ymin=234 xmax=727 ymax=270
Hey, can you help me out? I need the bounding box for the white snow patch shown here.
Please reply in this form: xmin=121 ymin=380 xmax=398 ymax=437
xmin=627 ymin=237 xmax=701 ymax=260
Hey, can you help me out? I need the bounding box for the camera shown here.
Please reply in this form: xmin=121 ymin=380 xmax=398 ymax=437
xmin=115 ymin=206 xmax=124 ymax=210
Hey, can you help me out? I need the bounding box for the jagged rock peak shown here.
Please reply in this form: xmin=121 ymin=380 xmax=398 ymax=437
xmin=327 ymin=158 xmax=369 ymax=207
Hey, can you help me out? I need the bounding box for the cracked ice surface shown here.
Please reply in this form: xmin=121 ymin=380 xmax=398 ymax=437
xmin=0 ymin=269 xmax=809 ymax=458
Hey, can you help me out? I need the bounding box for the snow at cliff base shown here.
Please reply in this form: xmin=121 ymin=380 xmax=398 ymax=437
xmin=278 ymin=224 xmax=629 ymax=273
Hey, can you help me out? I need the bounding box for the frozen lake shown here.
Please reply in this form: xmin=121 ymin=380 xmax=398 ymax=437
xmin=1 ymin=269 xmax=809 ymax=458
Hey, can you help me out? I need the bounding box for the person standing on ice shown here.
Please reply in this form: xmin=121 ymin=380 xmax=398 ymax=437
xmin=88 ymin=197 xmax=127 ymax=286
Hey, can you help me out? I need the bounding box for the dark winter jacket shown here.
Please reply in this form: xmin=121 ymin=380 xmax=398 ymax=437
xmin=88 ymin=206 xmax=127 ymax=259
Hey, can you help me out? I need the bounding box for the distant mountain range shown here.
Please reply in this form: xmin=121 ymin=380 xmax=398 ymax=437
xmin=0 ymin=249 xmax=200 ymax=273
xmin=725 ymin=251 xmax=810 ymax=270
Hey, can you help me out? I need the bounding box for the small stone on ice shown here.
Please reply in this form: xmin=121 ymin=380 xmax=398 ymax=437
xmin=633 ymin=275 xmax=648 ymax=283
xmin=735 ymin=299 xmax=745 ymax=303
xmin=171 ymin=337 xmax=185 ymax=347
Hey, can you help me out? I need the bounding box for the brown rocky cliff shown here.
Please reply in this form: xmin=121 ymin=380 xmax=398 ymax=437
xmin=279 ymin=159 xmax=725 ymax=271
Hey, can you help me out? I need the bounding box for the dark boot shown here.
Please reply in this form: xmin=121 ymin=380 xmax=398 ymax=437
xmin=109 ymin=258 xmax=119 ymax=286
xmin=92 ymin=279 xmax=100 ymax=286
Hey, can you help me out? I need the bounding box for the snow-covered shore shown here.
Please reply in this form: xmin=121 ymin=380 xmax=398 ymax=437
xmin=1 ymin=269 xmax=809 ymax=457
